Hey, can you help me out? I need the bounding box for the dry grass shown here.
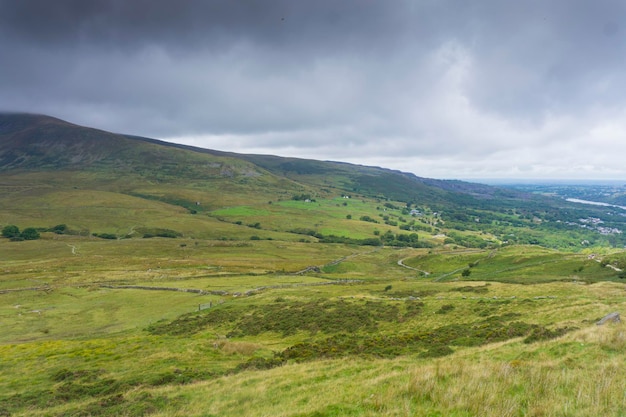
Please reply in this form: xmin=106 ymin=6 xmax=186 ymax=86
xmin=214 ymin=340 xmax=263 ymax=356
xmin=141 ymin=325 xmax=626 ymax=417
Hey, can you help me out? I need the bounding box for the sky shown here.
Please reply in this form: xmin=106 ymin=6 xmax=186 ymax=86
xmin=1 ymin=0 xmax=626 ymax=181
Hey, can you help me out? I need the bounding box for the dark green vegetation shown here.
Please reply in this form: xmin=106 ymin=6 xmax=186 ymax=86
xmin=1 ymin=113 xmax=626 ymax=416
xmin=1 ymin=224 xmax=40 ymax=241
xmin=148 ymin=299 xmax=575 ymax=361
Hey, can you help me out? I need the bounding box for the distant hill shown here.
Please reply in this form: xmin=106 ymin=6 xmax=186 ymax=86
xmin=0 ymin=113 xmax=525 ymax=206
xmin=2 ymin=112 xmax=626 ymax=249
xmin=0 ymin=113 xmax=267 ymax=180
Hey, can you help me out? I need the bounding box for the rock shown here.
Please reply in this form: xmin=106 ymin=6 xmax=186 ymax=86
xmin=295 ymin=265 xmax=321 ymax=275
xmin=596 ymin=312 xmax=621 ymax=325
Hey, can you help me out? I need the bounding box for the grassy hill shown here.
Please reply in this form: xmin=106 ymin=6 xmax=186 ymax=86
xmin=1 ymin=113 xmax=626 ymax=416
xmin=3 ymin=113 xmax=625 ymax=249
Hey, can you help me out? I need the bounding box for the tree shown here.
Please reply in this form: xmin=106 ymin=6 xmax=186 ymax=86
xmin=2 ymin=225 xmax=20 ymax=239
xmin=51 ymin=224 xmax=68 ymax=234
xmin=20 ymin=228 xmax=40 ymax=240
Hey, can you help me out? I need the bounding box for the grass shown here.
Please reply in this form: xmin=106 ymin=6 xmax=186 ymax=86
xmin=402 ymin=245 xmax=621 ymax=283
xmin=2 ymin=233 xmax=625 ymax=416
xmin=139 ymin=324 xmax=626 ymax=417
xmin=2 ymin=165 xmax=626 ymax=415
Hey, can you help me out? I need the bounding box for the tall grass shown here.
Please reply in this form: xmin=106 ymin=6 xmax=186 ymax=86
xmin=134 ymin=325 xmax=626 ymax=417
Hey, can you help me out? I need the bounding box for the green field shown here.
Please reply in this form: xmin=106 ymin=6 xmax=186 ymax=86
xmin=2 ymin=115 xmax=626 ymax=416
xmin=2 ymin=235 xmax=626 ymax=416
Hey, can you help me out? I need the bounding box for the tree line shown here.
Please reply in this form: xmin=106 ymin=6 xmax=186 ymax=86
xmin=1 ymin=225 xmax=41 ymax=241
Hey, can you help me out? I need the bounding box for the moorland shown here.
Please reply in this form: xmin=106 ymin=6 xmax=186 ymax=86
xmin=1 ymin=113 xmax=625 ymax=416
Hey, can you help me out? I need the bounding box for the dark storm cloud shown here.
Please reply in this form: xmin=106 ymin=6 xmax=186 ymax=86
xmin=2 ymin=0 xmax=626 ymax=179
xmin=0 ymin=0 xmax=432 ymax=53
xmin=463 ymin=1 xmax=626 ymax=121
xmin=0 ymin=0 xmax=454 ymax=132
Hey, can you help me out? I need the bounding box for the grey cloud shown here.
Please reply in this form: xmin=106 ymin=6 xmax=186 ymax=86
xmin=463 ymin=1 xmax=626 ymax=120
xmin=2 ymin=0 xmax=626 ymax=179
xmin=0 ymin=0 xmax=429 ymax=54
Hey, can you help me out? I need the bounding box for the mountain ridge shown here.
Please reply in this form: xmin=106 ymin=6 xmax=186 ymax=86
xmin=0 ymin=112 xmax=521 ymax=205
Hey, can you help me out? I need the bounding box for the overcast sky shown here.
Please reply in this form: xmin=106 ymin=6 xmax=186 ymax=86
xmin=1 ymin=0 xmax=626 ymax=180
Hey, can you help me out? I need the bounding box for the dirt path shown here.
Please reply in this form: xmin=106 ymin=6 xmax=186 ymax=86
xmin=432 ymin=249 xmax=497 ymax=282
xmin=397 ymin=258 xmax=430 ymax=276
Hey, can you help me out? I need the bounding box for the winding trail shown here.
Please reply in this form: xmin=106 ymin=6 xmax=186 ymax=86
xmin=397 ymin=249 xmax=500 ymax=282
xmin=397 ymin=257 xmax=430 ymax=276
xmin=67 ymin=244 xmax=77 ymax=255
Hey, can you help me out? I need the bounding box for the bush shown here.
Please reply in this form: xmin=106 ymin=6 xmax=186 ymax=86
xmin=436 ymin=304 xmax=455 ymax=314
xmin=50 ymin=224 xmax=68 ymax=234
xmin=20 ymin=228 xmax=40 ymax=240
xmin=2 ymin=225 xmax=20 ymax=239
xmin=360 ymin=215 xmax=379 ymax=223
xmin=137 ymin=228 xmax=182 ymax=238
xmin=523 ymin=326 xmax=576 ymax=344
xmin=93 ymin=233 xmax=117 ymax=240
xmin=2 ymin=225 xmax=41 ymax=241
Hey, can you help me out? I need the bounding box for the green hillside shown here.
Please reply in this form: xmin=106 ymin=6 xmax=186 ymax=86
xmin=1 ymin=113 xmax=626 ymax=416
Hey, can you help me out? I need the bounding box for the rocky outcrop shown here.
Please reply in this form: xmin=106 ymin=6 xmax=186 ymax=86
xmin=596 ymin=312 xmax=621 ymax=325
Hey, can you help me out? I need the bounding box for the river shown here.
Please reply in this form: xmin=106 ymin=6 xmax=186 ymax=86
xmin=566 ymin=198 xmax=626 ymax=211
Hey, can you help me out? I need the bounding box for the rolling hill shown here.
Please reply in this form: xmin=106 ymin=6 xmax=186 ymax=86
xmin=1 ymin=112 xmax=625 ymax=249
xmin=2 ymin=112 xmax=626 ymax=416
xmin=0 ymin=112 xmax=497 ymax=203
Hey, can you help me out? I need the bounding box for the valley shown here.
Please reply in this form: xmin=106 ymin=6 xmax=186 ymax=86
xmin=1 ymin=114 xmax=625 ymax=416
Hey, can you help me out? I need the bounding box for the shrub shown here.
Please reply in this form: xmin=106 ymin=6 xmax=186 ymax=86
xmin=20 ymin=228 xmax=40 ymax=240
xmin=93 ymin=233 xmax=117 ymax=240
xmin=1 ymin=225 xmax=19 ymax=239
xmin=360 ymin=215 xmax=379 ymax=223
xmin=436 ymin=304 xmax=455 ymax=314
xmin=50 ymin=224 xmax=68 ymax=234
xmin=523 ymin=326 xmax=576 ymax=344
xmin=137 ymin=228 xmax=181 ymax=238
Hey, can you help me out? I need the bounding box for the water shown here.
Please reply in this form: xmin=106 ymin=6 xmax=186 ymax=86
xmin=566 ymin=198 xmax=626 ymax=211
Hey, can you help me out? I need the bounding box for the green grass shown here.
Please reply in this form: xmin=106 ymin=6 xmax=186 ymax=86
xmin=402 ymin=245 xmax=621 ymax=283
xmin=2 ymin=162 xmax=626 ymax=416
xmin=2 ymin=231 xmax=626 ymax=416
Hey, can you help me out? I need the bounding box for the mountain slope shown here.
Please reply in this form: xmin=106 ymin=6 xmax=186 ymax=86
xmin=0 ymin=113 xmax=262 ymax=179
xmin=2 ymin=112 xmax=626 ymax=249
xmin=0 ymin=113 xmax=490 ymax=205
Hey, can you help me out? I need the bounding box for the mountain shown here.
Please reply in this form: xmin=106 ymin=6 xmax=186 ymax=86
xmin=0 ymin=113 xmax=266 ymax=179
xmin=0 ymin=113 xmax=517 ymax=203
xmin=1 ymin=112 xmax=625 ymax=249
